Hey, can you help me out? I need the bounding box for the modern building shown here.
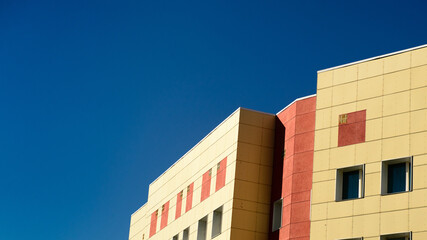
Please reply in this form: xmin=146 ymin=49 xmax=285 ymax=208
xmin=129 ymin=44 xmax=427 ymax=240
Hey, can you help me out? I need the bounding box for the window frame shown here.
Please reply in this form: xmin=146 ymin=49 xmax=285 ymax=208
xmin=336 ymin=165 xmax=365 ymax=201
xmin=211 ymin=206 xmax=223 ymax=238
xmin=381 ymin=157 xmax=413 ymax=195
xmin=272 ymin=198 xmax=283 ymax=232
xmin=380 ymin=231 xmax=412 ymax=240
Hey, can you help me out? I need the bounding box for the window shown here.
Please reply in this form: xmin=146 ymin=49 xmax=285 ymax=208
xmin=197 ymin=216 xmax=208 ymax=240
xmin=212 ymin=206 xmax=223 ymax=238
xmin=336 ymin=165 xmax=365 ymax=201
xmin=272 ymin=199 xmax=282 ymax=231
xmin=381 ymin=157 xmax=413 ymax=195
xmin=380 ymin=232 xmax=411 ymax=240
xmin=172 ymin=234 xmax=178 ymax=240
xmin=183 ymin=228 xmax=189 ymax=240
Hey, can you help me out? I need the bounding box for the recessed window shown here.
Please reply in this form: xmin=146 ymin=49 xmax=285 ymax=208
xmin=381 ymin=232 xmax=411 ymax=240
xmin=212 ymin=206 xmax=223 ymax=238
xmin=336 ymin=165 xmax=365 ymax=201
xmin=197 ymin=216 xmax=208 ymax=240
xmin=381 ymin=157 xmax=413 ymax=195
xmin=183 ymin=228 xmax=189 ymax=240
xmin=172 ymin=234 xmax=178 ymax=240
xmin=272 ymin=199 xmax=282 ymax=231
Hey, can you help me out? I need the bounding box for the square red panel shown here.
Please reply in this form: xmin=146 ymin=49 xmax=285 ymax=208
xmin=338 ymin=110 xmax=366 ymax=147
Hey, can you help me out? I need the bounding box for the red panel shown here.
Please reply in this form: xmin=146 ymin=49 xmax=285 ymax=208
xmin=289 ymin=222 xmax=310 ymax=238
xmin=149 ymin=210 xmax=157 ymax=237
xmin=296 ymin=97 xmax=316 ymax=116
xmin=284 ymin=136 xmax=295 ymax=158
xmin=215 ymin=157 xmax=227 ymax=191
xmin=291 ymin=191 xmax=311 ymax=203
xmin=175 ymin=191 xmax=183 ymax=219
xmin=271 ymin=96 xmax=316 ymax=240
xmin=282 ymin=204 xmax=292 ymax=226
xmin=283 ymin=155 xmax=294 ymax=178
xmin=284 ymin=117 xmax=296 ymax=140
xmin=290 ymin=201 xmax=310 ymax=223
xmin=282 ymin=175 xmax=293 ymax=197
xmin=293 ymin=151 xmax=313 ymax=174
xmin=294 ymin=131 xmax=314 ymax=154
xmin=278 ymin=103 xmax=296 ymax=124
xmin=338 ymin=110 xmax=366 ymax=147
xmin=185 ymin=183 xmax=194 ymax=213
xmin=160 ymin=201 xmax=169 ymax=230
xmin=201 ymin=169 xmax=211 ymax=202
xmin=292 ymin=171 xmax=313 ymax=193
xmin=295 ymin=112 xmax=316 ymax=135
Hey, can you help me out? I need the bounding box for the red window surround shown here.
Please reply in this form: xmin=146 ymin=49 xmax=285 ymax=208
xmin=160 ymin=201 xmax=169 ymax=230
xmin=175 ymin=191 xmax=183 ymax=219
xmin=149 ymin=210 xmax=158 ymax=237
xmin=215 ymin=157 xmax=227 ymax=191
xmin=201 ymin=169 xmax=212 ymax=202
xmin=185 ymin=183 xmax=194 ymax=213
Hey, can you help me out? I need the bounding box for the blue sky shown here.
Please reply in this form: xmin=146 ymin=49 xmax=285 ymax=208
xmin=1 ymin=0 xmax=426 ymax=239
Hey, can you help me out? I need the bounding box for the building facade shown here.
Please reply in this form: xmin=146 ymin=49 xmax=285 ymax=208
xmin=129 ymin=44 xmax=427 ymax=240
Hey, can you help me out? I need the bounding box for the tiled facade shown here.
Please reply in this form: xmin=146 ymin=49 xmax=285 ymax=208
xmin=129 ymin=44 xmax=427 ymax=240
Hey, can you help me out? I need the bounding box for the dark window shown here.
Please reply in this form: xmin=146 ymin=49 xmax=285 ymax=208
xmin=381 ymin=157 xmax=412 ymax=195
xmin=342 ymin=170 xmax=360 ymax=200
xmin=387 ymin=162 xmax=407 ymax=193
xmin=336 ymin=165 xmax=364 ymax=201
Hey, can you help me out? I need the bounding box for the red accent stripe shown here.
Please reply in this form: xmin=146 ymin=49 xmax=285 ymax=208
xmin=185 ymin=183 xmax=194 ymax=213
xmin=201 ymin=169 xmax=211 ymax=202
xmin=215 ymin=157 xmax=227 ymax=191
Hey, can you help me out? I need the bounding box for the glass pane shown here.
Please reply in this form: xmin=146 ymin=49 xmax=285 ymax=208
xmin=387 ymin=162 xmax=406 ymax=193
xmin=342 ymin=170 xmax=359 ymax=199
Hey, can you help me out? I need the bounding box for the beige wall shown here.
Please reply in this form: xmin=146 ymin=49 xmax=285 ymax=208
xmin=311 ymin=46 xmax=427 ymax=239
xmin=231 ymin=109 xmax=275 ymax=240
xmin=129 ymin=108 xmax=276 ymax=240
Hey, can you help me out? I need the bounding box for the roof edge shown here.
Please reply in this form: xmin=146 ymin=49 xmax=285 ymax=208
xmin=276 ymin=94 xmax=317 ymax=115
xmin=317 ymin=44 xmax=427 ymax=73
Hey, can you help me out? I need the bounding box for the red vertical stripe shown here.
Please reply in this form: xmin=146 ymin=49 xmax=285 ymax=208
xmin=185 ymin=183 xmax=194 ymax=213
xmin=149 ymin=210 xmax=157 ymax=237
xmin=175 ymin=191 xmax=183 ymax=219
xmin=160 ymin=201 xmax=169 ymax=230
xmin=215 ymin=157 xmax=227 ymax=191
xmin=201 ymin=169 xmax=211 ymax=202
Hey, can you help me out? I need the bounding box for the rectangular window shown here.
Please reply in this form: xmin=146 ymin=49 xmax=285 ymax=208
xmin=272 ymin=199 xmax=282 ymax=231
xmin=380 ymin=232 xmax=411 ymax=240
xmin=172 ymin=234 xmax=178 ymax=240
xmin=336 ymin=165 xmax=365 ymax=201
xmin=212 ymin=206 xmax=223 ymax=238
xmin=183 ymin=227 xmax=189 ymax=240
xmin=197 ymin=216 xmax=208 ymax=240
xmin=381 ymin=157 xmax=413 ymax=195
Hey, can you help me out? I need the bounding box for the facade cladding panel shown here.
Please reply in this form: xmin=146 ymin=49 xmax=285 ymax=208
xmin=200 ymin=169 xmax=211 ymax=202
xmin=129 ymin=45 xmax=427 ymax=240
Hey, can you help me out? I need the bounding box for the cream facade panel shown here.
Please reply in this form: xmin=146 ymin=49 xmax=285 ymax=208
xmin=411 ymin=46 xmax=427 ymax=67
xmin=333 ymin=65 xmax=358 ymax=85
xmin=383 ymin=51 xmax=411 ymax=74
xmin=411 ymin=65 xmax=427 ymax=88
xmin=357 ymin=75 xmax=383 ymax=100
xmin=312 ymin=45 xmax=427 ymax=240
xmin=383 ymin=69 xmax=410 ymax=95
xmin=317 ymin=71 xmax=333 ymax=89
xmin=358 ymin=58 xmax=384 ymax=80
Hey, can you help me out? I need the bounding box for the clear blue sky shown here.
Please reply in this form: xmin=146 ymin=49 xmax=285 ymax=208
xmin=1 ymin=0 xmax=426 ymax=239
